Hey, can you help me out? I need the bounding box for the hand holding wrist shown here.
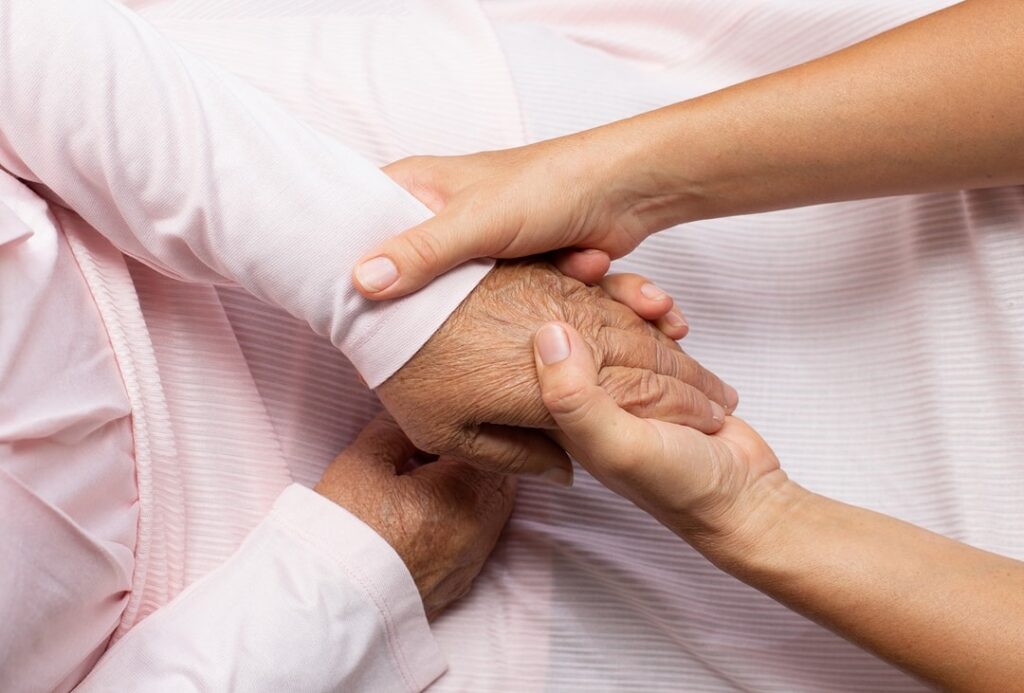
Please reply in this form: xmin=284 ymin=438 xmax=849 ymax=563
xmin=353 ymin=130 xmax=661 ymax=300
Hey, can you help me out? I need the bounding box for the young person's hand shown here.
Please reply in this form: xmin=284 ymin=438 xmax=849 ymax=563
xmin=531 ymin=321 xmax=790 ymax=554
xmin=532 ymin=321 xmax=1024 ymax=692
xmin=354 ymin=0 xmax=1024 ymax=303
xmin=352 ymin=134 xmax=659 ymax=299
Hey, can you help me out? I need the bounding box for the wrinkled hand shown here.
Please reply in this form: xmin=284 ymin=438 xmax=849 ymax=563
xmin=353 ymin=137 xmax=644 ymax=298
xmin=532 ymin=321 xmax=788 ymax=555
xmin=376 ymin=261 xmax=737 ymax=485
xmin=315 ymin=414 xmax=516 ymax=621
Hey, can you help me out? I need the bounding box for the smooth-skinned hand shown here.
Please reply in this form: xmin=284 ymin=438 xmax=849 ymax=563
xmin=531 ymin=321 xmax=792 ymax=558
xmin=353 ymin=134 xmax=657 ymax=299
xmin=315 ymin=413 xmax=516 ymax=621
xmin=376 ymin=261 xmax=737 ymax=486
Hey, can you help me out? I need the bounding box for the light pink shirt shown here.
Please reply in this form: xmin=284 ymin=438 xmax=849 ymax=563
xmin=0 ymin=0 xmax=522 ymax=690
xmin=5 ymin=1 xmax=1023 ymax=692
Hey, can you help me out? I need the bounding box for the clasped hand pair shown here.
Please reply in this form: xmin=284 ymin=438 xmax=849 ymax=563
xmin=317 ymin=255 xmax=737 ymax=618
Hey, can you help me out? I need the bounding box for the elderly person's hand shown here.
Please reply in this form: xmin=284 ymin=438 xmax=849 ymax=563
xmin=315 ymin=413 xmax=516 ymax=620
xmin=376 ymin=261 xmax=737 ymax=485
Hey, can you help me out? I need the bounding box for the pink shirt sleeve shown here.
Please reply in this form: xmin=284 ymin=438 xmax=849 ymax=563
xmin=0 ymin=170 xmax=443 ymax=690
xmin=0 ymin=0 xmax=492 ymax=387
xmin=75 ymin=485 xmax=446 ymax=692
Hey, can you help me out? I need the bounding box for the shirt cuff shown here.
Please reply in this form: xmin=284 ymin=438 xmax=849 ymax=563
xmin=268 ymin=484 xmax=446 ymax=691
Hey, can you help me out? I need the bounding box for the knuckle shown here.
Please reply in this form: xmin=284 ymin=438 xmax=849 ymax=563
xmin=608 ymin=369 xmax=661 ymax=414
xmin=404 ymin=227 xmax=445 ymax=270
xmin=464 ymin=431 xmax=529 ymax=476
xmin=675 ymin=353 xmax=704 ymax=389
xmin=633 ymin=370 xmax=664 ymax=409
xmin=594 ymin=325 xmax=623 ymax=363
xmin=691 ymin=361 xmax=719 ymax=396
xmin=651 ymin=342 xmax=673 ymax=377
xmin=677 ymin=386 xmax=707 ymax=418
xmin=597 ymin=369 xmax=629 ymax=400
xmin=540 ymin=377 xmax=591 ymax=418
xmin=606 ymin=296 xmax=648 ymax=331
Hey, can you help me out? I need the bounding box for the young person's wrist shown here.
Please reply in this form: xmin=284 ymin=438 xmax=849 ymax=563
xmin=689 ymin=471 xmax=819 ymax=580
xmin=594 ymin=107 xmax=718 ymax=236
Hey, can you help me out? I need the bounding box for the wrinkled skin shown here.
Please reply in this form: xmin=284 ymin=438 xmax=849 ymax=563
xmin=377 ymin=261 xmax=733 ymax=477
xmin=316 ymin=414 xmax=516 ymax=620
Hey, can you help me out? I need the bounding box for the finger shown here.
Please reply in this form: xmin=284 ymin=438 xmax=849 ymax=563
xmin=598 ymin=273 xmax=674 ymax=321
xmin=595 ymin=293 xmax=687 ymax=351
xmin=533 ymin=322 xmax=659 ymax=473
xmin=553 ymin=248 xmax=611 ymax=284
xmin=598 ymin=273 xmax=689 ymax=340
xmin=654 ymin=308 xmax=690 ymax=341
xmin=460 ymin=424 xmax=573 ymax=487
xmin=598 ymin=367 xmax=724 ymax=433
xmin=596 ymin=327 xmax=737 ymax=411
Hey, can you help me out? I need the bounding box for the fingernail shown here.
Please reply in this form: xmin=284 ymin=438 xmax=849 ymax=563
xmin=640 ymin=282 xmax=668 ymax=301
xmin=355 ymin=256 xmax=399 ymax=292
xmin=540 ymin=467 xmax=573 ymax=487
xmin=723 ymin=383 xmax=739 ymax=411
xmin=581 ymin=249 xmax=605 ymax=256
xmin=665 ymin=309 xmax=687 ymax=329
xmin=537 ymin=324 xmax=571 ymax=365
xmin=711 ymin=400 xmax=725 ymax=423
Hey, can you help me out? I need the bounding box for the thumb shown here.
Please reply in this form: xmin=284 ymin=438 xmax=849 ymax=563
xmin=462 ymin=424 xmax=574 ymax=488
xmin=315 ymin=413 xmax=415 ymax=497
xmin=533 ymin=322 xmax=658 ymax=472
xmin=353 ymin=208 xmax=498 ymax=300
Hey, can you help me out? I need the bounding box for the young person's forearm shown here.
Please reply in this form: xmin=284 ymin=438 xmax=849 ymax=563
xmin=717 ymin=485 xmax=1024 ymax=691
xmin=604 ymin=0 xmax=1024 ymax=230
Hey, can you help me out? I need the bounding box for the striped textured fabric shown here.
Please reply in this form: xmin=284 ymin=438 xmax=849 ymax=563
xmin=55 ymin=1 xmax=1024 ymax=689
xmin=161 ymin=2 xmax=1024 ymax=690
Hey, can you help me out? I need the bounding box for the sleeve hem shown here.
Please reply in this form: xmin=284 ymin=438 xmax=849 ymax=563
xmin=346 ymin=259 xmax=494 ymax=389
xmin=268 ymin=484 xmax=447 ymax=691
